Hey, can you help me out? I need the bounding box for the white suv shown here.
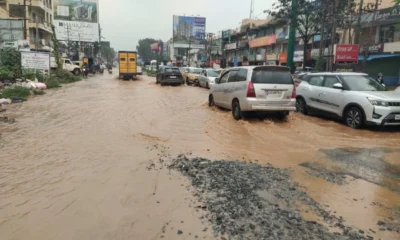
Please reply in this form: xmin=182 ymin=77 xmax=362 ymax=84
xmin=296 ymin=72 xmax=400 ymax=128
xmin=209 ymin=66 xmax=296 ymax=120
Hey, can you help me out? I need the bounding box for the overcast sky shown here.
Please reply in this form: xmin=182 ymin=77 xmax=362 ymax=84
xmin=99 ymin=0 xmax=276 ymax=50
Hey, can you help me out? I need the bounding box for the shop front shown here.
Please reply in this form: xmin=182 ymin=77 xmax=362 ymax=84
xmin=249 ymin=35 xmax=276 ymax=65
xmin=279 ymin=53 xmax=287 ymax=66
xmin=266 ymin=53 xmax=277 ymax=65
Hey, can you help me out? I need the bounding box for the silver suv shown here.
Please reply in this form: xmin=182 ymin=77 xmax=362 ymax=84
xmin=296 ymin=72 xmax=400 ymax=128
xmin=209 ymin=66 xmax=296 ymax=120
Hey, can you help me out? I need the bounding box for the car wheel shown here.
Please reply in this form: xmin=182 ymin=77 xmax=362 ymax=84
xmin=296 ymin=98 xmax=308 ymax=115
xmin=206 ymin=82 xmax=209 ymax=89
xmin=232 ymin=100 xmax=242 ymax=120
xmin=186 ymin=78 xmax=190 ymax=85
xmin=209 ymin=95 xmax=215 ymax=107
xmin=278 ymin=111 xmax=289 ymax=121
xmin=344 ymin=107 xmax=364 ymax=129
xmin=73 ymin=69 xmax=81 ymax=76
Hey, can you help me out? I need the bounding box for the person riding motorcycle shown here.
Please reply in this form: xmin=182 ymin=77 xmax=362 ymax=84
xmin=82 ymin=62 xmax=89 ymax=78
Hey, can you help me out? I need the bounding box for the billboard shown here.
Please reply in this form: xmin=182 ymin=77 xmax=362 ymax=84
xmin=53 ymin=0 xmax=99 ymax=42
xmin=173 ymin=16 xmax=206 ymax=49
xmin=21 ymin=52 xmax=50 ymax=71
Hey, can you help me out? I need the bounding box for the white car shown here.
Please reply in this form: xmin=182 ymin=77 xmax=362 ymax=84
xmin=198 ymin=69 xmax=221 ymax=88
xmin=209 ymin=66 xmax=296 ymax=120
xmin=296 ymin=72 xmax=400 ymax=128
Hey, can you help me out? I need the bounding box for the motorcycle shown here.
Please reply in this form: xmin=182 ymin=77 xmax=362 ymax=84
xmin=108 ymin=68 xmax=112 ymax=74
xmin=82 ymin=67 xmax=88 ymax=78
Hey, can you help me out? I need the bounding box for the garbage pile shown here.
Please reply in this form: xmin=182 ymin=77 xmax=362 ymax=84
xmin=170 ymin=156 xmax=370 ymax=240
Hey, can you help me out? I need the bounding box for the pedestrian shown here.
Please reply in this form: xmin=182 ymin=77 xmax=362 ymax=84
xmin=377 ymin=73 xmax=384 ymax=84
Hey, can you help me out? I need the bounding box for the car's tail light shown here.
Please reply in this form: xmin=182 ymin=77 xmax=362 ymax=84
xmin=247 ymin=81 xmax=256 ymax=98
xmin=291 ymin=87 xmax=296 ymax=99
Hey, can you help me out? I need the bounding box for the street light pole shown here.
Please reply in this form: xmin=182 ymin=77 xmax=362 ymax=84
xmin=287 ymin=0 xmax=297 ymax=72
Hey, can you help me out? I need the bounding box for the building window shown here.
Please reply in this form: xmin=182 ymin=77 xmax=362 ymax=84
xmin=380 ymin=24 xmax=400 ymax=43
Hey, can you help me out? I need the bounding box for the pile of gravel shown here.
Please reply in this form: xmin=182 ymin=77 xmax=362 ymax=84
xmin=170 ymin=155 xmax=371 ymax=240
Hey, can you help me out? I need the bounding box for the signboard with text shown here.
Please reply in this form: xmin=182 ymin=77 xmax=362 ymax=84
xmin=21 ymin=52 xmax=50 ymax=71
xmin=249 ymin=35 xmax=276 ymax=48
xmin=54 ymin=0 xmax=99 ymax=42
xmin=334 ymin=44 xmax=359 ymax=63
xmin=225 ymin=42 xmax=237 ymax=50
xmin=173 ymin=16 xmax=206 ymax=49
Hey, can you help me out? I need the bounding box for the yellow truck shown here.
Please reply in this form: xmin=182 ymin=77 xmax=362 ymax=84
xmin=118 ymin=51 xmax=137 ymax=80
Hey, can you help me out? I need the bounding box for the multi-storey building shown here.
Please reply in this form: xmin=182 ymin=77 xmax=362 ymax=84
xmin=1 ymin=0 xmax=53 ymax=50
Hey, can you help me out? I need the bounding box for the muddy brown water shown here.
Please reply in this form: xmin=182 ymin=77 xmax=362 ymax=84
xmin=0 ymin=74 xmax=399 ymax=240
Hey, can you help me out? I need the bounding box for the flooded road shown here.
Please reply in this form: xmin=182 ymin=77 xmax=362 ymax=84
xmin=0 ymin=73 xmax=399 ymax=240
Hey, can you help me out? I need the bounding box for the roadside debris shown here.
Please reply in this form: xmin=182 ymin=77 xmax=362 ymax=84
xmin=170 ymin=156 xmax=371 ymax=240
xmin=0 ymin=116 xmax=15 ymax=124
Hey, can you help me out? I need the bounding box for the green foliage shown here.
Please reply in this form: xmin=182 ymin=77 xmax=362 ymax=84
xmin=136 ymin=38 xmax=158 ymax=62
xmin=22 ymin=70 xmax=37 ymax=80
xmin=50 ymin=69 xmax=82 ymax=83
xmin=44 ymin=78 xmax=61 ymax=88
xmin=0 ymin=66 xmax=13 ymax=80
xmin=144 ymin=68 xmax=157 ymax=77
xmin=33 ymin=89 xmax=45 ymax=95
xmin=100 ymin=46 xmax=116 ymax=63
xmin=315 ymin=56 xmax=325 ymax=72
xmin=0 ymin=49 xmax=22 ymax=78
xmin=0 ymin=86 xmax=31 ymax=100
xmin=51 ymin=24 xmax=62 ymax=71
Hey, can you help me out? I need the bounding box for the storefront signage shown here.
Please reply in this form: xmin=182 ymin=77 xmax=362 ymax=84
xmin=366 ymin=43 xmax=384 ymax=53
xmin=222 ymin=30 xmax=230 ymax=39
xmin=334 ymin=44 xmax=359 ymax=63
xmin=311 ymin=48 xmax=329 ymax=58
xmin=293 ymin=51 xmax=304 ymax=62
xmin=225 ymin=42 xmax=237 ymax=50
xmin=266 ymin=53 xmax=277 ymax=61
xmin=249 ymin=35 xmax=277 ymax=48
xmin=279 ymin=53 xmax=287 ymax=64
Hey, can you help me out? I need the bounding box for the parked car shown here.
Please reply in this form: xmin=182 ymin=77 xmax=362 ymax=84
xmin=184 ymin=67 xmax=202 ymax=85
xmin=198 ymin=69 xmax=221 ymax=88
xmin=395 ymin=86 xmax=400 ymax=92
xmin=293 ymin=72 xmax=309 ymax=87
xmin=156 ymin=66 xmax=184 ymax=86
xmin=296 ymin=72 xmax=400 ymax=129
xmin=209 ymin=66 xmax=296 ymax=120
xmin=51 ymin=57 xmax=82 ymax=76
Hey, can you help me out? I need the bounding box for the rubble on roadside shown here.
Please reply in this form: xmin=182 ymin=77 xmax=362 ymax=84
xmin=170 ymin=155 xmax=373 ymax=240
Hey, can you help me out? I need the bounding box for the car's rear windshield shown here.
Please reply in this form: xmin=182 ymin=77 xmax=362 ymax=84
xmin=165 ymin=68 xmax=181 ymax=73
xmin=208 ymin=70 xmax=220 ymax=77
xmin=251 ymin=68 xmax=293 ymax=84
xmin=190 ymin=68 xmax=202 ymax=74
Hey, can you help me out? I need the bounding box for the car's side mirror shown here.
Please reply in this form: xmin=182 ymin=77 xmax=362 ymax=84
xmin=333 ymin=83 xmax=343 ymax=89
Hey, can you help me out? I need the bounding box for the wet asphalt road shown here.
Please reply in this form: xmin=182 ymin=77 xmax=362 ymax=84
xmin=0 ymin=73 xmax=399 ymax=240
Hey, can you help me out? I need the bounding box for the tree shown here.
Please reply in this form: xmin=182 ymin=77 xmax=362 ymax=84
xmin=136 ymin=38 xmax=157 ymax=62
xmin=51 ymin=24 xmax=62 ymax=71
xmin=100 ymin=46 xmax=116 ymax=63
xmin=270 ymin=0 xmax=324 ymax=70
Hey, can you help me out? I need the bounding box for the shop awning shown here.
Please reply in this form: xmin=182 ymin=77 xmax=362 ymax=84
xmin=358 ymin=54 xmax=400 ymax=61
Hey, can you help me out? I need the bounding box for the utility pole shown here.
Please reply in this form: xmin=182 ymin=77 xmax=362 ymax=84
xmin=287 ymin=0 xmax=297 ymax=72
xmin=66 ymin=24 xmax=70 ymax=57
xmin=188 ymin=36 xmax=192 ymax=66
xmin=250 ymin=0 xmax=255 ymax=19
xmin=22 ymin=0 xmax=32 ymax=40
xmin=35 ymin=16 xmax=39 ymax=51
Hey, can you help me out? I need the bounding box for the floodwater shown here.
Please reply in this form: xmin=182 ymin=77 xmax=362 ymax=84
xmin=0 ymin=74 xmax=399 ymax=240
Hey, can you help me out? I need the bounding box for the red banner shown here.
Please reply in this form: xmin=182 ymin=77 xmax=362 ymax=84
xmin=334 ymin=44 xmax=359 ymax=63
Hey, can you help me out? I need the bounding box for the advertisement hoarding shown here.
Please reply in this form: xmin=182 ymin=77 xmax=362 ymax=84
xmin=334 ymin=44 xmax=359 ymax=63
xmin=225 ymin=42 xmax=237 ymax=50
xmin=21 ymin=52 xmax=50 ymax=71
xmin=150 ymin=42 xmax=159 ymax=51
xmin=53 ymin=0 xmax=99 ymax=42
xmin=173 ymin=16 xmax=206 ymax=49
xmin=249 ymin=35 xmax=276 ymax=48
